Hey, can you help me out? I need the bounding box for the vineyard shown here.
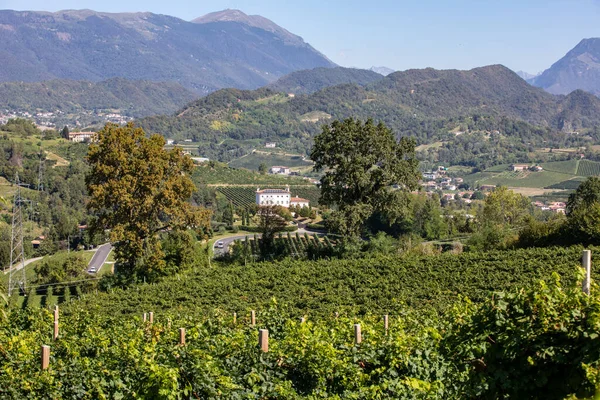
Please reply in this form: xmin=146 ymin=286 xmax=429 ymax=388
xmin=577 ymin=159 xmax=600 ymax=177
xmin=192 ymin=162 xmax=307 ymax=185
xmin=2 ymin=247 xmax=600 ymax=398
xmin=231 ymin=232 xmax=336 ymax=260
xmin=216 ymin=186 xmax=321 ymax=207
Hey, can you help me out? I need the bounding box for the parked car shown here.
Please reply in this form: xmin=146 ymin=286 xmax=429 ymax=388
xmin=217 ymin=241 xmax=224 ymax=248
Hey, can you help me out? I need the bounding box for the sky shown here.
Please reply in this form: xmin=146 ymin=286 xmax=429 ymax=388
xmin=0 ymin=0 xmax=599 ymax=74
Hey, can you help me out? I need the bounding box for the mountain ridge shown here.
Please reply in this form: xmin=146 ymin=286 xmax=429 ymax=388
xmin=266 ymin=67 xmax=383 ymax=94
xmin=0 ymin=9 xmax=336 ymax=93
xmin=532 ymin=38 xmax=600 ymax=96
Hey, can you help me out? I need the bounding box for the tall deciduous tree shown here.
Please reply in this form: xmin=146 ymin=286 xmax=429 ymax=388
xmin=86 ymin=123 xmax=211 ymax=279
xmin=257 ymin=205 xmax=288 ymax=258
xmin=566 ymin=177 xmax=600 ymax=242
xmin=310 ymin=118 xmax=420 ymax=237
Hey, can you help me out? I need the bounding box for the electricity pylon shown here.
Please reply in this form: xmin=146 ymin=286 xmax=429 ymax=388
xmin=8 ymin=173 xmax=27 ymax=297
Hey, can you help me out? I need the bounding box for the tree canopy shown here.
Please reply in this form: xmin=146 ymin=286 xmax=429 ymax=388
xmin=311 ymin=118 xmax=420 ymax=236
xmin=86 ymin=123 xmax=211 ymax=279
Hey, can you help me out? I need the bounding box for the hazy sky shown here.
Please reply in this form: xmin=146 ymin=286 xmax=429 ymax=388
xmin=1 ymin=0 xmax=599 ymax=74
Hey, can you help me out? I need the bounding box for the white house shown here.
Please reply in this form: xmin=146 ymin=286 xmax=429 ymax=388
xmin=191 ymin=157 xmax=209 ymax=164
xmin=256 ymin=186 xmax=291 ymax=207
xmin=270 ymin=166 xmax=290 ymax=175
xmin=68 ymin=132 xmax=96 ymax=143
xmin=265 ymin=142 xmax=276 ymax=148
xmin=423 ymin=172 xmax=437 ymax=180
xmin=166 ymin=139 xmax=175 ymax=145
xmin=290 ymin=197 xmax=310 ymax=208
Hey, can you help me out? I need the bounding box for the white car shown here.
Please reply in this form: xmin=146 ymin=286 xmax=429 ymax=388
xmin=217 ymin=241 xmax=224 ymax=248
xmin=89 ymin=267 xmax=97 ymax=273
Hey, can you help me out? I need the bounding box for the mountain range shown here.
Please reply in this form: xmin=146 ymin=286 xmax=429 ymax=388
xmin=0 ymin=9 xmax=335 ymax=94
xmin=531 ymin=38 xmax=600 ymax=96
xmin=139 ymin=64 xmax=600 ymax=162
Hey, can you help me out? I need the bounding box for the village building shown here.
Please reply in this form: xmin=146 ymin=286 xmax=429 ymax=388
xmin=166 ymin=139 xmax=175 ymax=145
xmin=423 ymin=172 xmax=437 ymax=180
xmin=510 ymin=164 xmax=530 ymax=171
xmin=265 ymin=142 xmax=276 ymax=148
xmin=191 ymin=157 xmax=210 ymax=164
xmin=270 ymin=166 xmax=290 ymax=175
xmin=68 ymin=131 xmax=96 ymax=143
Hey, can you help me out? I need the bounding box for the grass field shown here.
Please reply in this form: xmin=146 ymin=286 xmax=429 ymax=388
xmin=540 ymin=160 xmax=579 ymax=174
xmin=0 ymin=250 xmax=94 ymax=286
xmin=464 ymin=159 xmax=600 ymax=194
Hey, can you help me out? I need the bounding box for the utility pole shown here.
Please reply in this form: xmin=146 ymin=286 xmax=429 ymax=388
xmin=38 ymin=131 xmax=44 ymax=192
xmin=8 ymin=173 xmax=27 ymax=297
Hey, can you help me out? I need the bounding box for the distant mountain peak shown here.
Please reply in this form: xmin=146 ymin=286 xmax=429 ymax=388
xmin=370 ymin=66 xmax=395 ymax=76
xmin=192 ymin=9 xmax=302 ymax=46
xmin=532 ymin=37 xmax=600 ymax=96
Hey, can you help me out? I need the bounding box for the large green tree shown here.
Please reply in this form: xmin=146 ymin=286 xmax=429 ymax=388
xmin=566 ymin=177 xmax=600 ymax=242
xmin=86 ymin=123 xmax=211 ymax=279
xmin=310 ymin=118 xmax=420 ymax=237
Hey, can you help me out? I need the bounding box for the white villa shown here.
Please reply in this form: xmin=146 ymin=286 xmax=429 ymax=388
xmin=256 ymin=186 xmax=291 ymax=207
xmin=256 ymin=187 xmax=310 ymax=208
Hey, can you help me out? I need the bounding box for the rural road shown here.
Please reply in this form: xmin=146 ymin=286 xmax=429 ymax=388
xmin=87 ymin=243 xmax=112 ymax=273
xmin=2 ymin=257 xmax=43 ymax=274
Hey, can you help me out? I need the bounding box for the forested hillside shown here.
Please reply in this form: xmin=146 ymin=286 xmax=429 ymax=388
xmin=0 ymin=78 xmax=198 ymax=117
xmin=139 ymin=65 xmax=600 ymax=165
xmin=266 ymin=67 xmax=383 ymax=94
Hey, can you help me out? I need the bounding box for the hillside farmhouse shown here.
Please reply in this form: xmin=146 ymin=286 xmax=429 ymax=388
xmin=270 ymin=166 xmax=290 ymax=175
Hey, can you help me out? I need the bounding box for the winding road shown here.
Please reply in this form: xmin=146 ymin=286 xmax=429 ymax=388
xmin=87 ymin=243 xmax=112 ymax=273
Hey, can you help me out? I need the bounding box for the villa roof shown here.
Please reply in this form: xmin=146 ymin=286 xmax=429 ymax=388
xmin=290 ymin=197 xmax=309 ymax=202
xmin=256 ymin=188 xmax=290 ymax=194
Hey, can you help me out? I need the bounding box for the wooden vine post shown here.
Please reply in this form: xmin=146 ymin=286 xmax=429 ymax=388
xmin=41 ymin=345 xmax=50 ymax=370
xmin=233 ymin=312 xmax=237 ymax=324
xmin=179 ymin=328 xmax=186 ymax=345
xmin=259 ymin=329 xmax=269 ymax=352
xmin=354 ymin=324 xmax=362 ymax=344
xmin=383 ymin=315 xmax=389 ymax=335
xmin=251 ymin=310 xmax=256 ymax=326
xmin=53 ymin=306 xmax=59 ymax=341
xmin=143 ymin=313 xmax=147 ymax=322
xmin=583 ymin=250 xmax=591 ymax=295
xmin=149 ymin=312 xmax=154 ymax=324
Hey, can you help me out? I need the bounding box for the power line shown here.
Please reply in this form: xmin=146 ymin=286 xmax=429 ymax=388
xmin=8 ymin=173 xmax=27 ymax=296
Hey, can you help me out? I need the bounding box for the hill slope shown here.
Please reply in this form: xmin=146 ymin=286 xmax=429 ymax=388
xmin=266 ymin=67 xmax=383 ymax=94
xmin=139 ymin=65 xmax=600 ymax=162
xmin=0 ymin=9 xmax=335 ymax=93
xmin=0 ymin=78 xmax=198 ymax=117
xmin=531 ymin=38 xmax=600 ymax=96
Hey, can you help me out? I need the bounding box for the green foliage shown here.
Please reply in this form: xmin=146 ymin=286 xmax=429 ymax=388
xmin=2 ymin=265 xmax=600 ymax=398
xmin=34 ymin=252 xmax=88 ymax=287
xmin=312 ymin=118 xmax=420 ymax=237
xmin=86 ymin=123 xmax=211 ymax=280
xmin=64 ymin=246 xmax=598 ymax=316
xmin=566 ymin=177 xmax=600 ymax=243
